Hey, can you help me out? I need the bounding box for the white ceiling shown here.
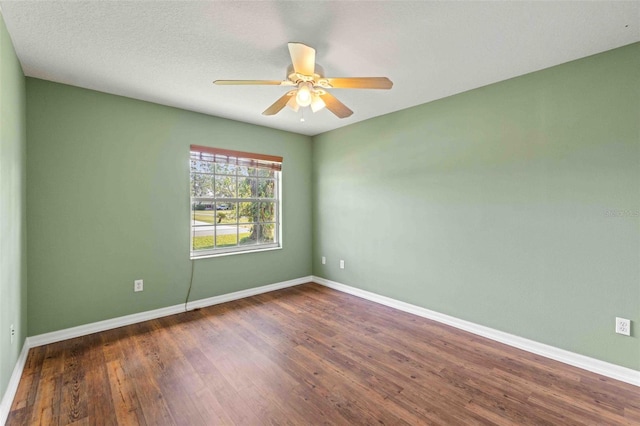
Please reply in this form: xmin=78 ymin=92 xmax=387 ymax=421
xmin=1 ymin=1 xmax=638 ymax=136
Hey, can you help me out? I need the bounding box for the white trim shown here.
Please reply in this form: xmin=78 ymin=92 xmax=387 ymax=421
xmin=0 ymin=340 xmax=30 ymax=425
xmin=191 ymin=245 xmax=281 ymax=260
xmin=186 ymin=276 xmax=311 ymax=310
xmin=312 ymin=276 xmax=640 ymax=387
xmin=27 ymin=304 xmax=184 ymax=348
xmin=28 ymin=276 xmax=312 ymax=348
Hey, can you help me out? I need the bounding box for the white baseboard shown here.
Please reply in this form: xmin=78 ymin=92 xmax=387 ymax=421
xmin=0 ymin=340 xmax=30 ymax=425
xmin=28 ymin=275 xmax=312 ymax=348
xmin=312 ymin=276 xmax=640 ymax=387
xmin=27 ymin=304 xmax=186 ymax=348
xmin=186 ymin=276 xmax=311 ymax=310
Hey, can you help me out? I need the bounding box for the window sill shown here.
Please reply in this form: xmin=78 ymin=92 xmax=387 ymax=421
xmin=190 ymin=245 xmax=282 ymax=260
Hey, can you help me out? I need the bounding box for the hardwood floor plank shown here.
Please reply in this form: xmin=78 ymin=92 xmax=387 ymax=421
xmin=101 ymin=327 xmax=147 ymax=426
xmin=228 ymin=302 xmax=412 ymax=424
xmin=21 ymin=343 xmax=66 ymax=426
xmin=256 ymin=293 xmax=528 ymax=425
xmin=7 ymin=283 xmax=639 ymax=425
xmin=105 ymin=359 xmax=144 ymax=426
xmin=271 ymin=288 xmax=532 ymax=423
xmin=247 ymin=297 xmax=456 ymax=424
xmin=84 ymin=333 xmax=117 ymax=425
xmin=218 ymin=302 xmax=361 ymax=425
xmin=126 ymin=324 xmax=179 ymax=426
xmin=207 ymin=306 xmax=323 ymax=425
xmin=10 ymin=346 xmax=45 ymax=412
xmin=60 ymin=340 xmax=89 ymax=425
xmin=156 ymin=314 xmax=266 ymax=425
xmin=625 ymin=407 xmax=640 ymax=423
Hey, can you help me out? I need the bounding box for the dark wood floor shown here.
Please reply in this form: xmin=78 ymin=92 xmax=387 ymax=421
xmin=8 ymin=283 xmax=640 ymax=425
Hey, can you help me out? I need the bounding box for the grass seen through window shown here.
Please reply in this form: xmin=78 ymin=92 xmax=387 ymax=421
xmin=192 ymin=233 xmax=251 ymax=249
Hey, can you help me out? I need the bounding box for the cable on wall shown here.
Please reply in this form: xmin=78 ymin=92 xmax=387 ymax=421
xmin=184 ymin=260 xmax=195 ymax=312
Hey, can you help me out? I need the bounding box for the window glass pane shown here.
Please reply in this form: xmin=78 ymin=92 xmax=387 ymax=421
xmin=215 ymin=225 xmax=238 ymax=248
xmin=192 ymin=202 xmax=215 ymax=225
xmin=258 ymin=179 xmax=275 ymax=198
xmin=237 ymin=178 xmax=257 ymax=198
xmin=260 ymin=202 xmax=276 ymax=222
xmin=239 ymin=224 xmax=255 ymax=246
xmin=256 ymin=168 xmax=275 ymax=178
xmin=237 ymin=166 xmax=256 ymax=176
xmin=190 ymin=160 xmax=214 ymax=174
xmin=259 ymin=224 xmax=275 ymax=244
xmin=191 ymin=174 xmax=214 ymax=197
xmin=215 ymin=162 xmax=237 ymax=175
xmin=215 ymin=202 xmax=236 ymax=224
xmin=215 ymin=175 xmax=236 ymax=198
xmin=192 ymin=229 xmax=214 ymax=251
xmin=238 ymin=202 xmax=258 ymax=223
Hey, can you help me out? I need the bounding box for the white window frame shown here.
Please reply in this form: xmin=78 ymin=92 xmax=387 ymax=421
xmin=189 ymin=146 xmax=282 ymax=259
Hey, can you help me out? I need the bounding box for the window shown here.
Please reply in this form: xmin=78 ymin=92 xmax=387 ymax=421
xmin=190 ymin=145 xmax=282 ymax=258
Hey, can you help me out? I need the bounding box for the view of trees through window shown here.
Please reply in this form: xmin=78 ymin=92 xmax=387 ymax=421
xmin=190 ymin=149 xmax=280 ymax=257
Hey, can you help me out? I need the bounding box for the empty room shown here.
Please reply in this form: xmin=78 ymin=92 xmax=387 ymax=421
xmin=1 ymin=1 xmax=639 ymax=424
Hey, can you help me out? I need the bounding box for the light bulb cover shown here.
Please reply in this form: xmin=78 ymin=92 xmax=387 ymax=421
xmin=295 ymin=82 xmax=313 ymax=107
xmin=310 ymin=94 xmax=326 ymax=113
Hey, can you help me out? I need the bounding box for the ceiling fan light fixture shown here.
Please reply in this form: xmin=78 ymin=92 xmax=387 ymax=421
xmin=310 ymin=93 xmax=326 ymax=113
xmin=295 ymin=82 xmax=313 ymax=107
xmin=215 ymin=42 xmax=391 ymax=120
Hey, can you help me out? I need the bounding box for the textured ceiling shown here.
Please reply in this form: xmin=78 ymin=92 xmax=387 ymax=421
xmin=1 ymin=1 xmax=638 ymax=136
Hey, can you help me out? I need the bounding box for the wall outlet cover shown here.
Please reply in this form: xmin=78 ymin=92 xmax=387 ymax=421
xmin=615 ymin=317 xmax=630 ymax=336
xmin=134 ymin=279 xmax=144 ymax=292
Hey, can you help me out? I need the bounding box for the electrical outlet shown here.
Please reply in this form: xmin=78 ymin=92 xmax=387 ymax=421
xmin=134 ymin=279 xmax=144 ymax=292
xmin=322 ymin=256 xmax=326 ymax=265
xmin=10 ymin=324 xmax=15 ymax=344
xmin=340 ymin=259 xmax=345 ymax=269
xmin=615 ymin=317 xmax=630 ymax=336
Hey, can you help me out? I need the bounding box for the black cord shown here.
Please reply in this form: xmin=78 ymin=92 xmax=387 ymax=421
xmin=184 ymin=260 xmax=195 ymax=312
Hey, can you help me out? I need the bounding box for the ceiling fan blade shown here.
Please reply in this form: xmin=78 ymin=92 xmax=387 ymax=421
xmin=319 ymin=92 xmax=353 ymax=119
xmin=262 ymin=91 xmax=296 ymax=116
xmin=288 ymin=42 xmax=316 ymax=76
xmin=325 ymin=77 xmax=393 ymax=89
xmin=213 ymin=80 xmax=285 ymax=85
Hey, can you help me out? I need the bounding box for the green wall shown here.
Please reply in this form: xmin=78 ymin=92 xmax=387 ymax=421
xmin=313 ymin=43 xmax=640 ymax=370
xmin=21 ymin=41 xmax=640 ymax=373
xmin=0 ymin=13 xmax=27 ymax=400
xmin=26 ymin=79 xmax=312 ymax=335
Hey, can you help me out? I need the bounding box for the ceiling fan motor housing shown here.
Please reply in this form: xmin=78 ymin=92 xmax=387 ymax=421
xmin=286 ymin=64 xmax=326 ymax=87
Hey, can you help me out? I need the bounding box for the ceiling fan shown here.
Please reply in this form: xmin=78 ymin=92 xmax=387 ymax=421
xmin=213 ymin=42 xmax=393 ymax=119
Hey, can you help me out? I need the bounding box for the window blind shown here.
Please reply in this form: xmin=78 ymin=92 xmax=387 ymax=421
xmin=190 ymin=145 xmax=283 ymax=171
